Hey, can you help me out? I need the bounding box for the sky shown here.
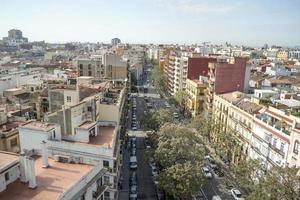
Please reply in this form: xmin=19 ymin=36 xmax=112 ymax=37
xmin=0 ymin=0 xmax=299 ymax=46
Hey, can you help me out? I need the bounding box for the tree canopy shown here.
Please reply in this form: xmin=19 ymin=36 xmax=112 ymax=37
xmin=154 ymin=123 xmax=206 ymax=198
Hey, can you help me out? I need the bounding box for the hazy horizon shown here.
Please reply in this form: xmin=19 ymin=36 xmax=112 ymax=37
xmin=1 ymin=0 xmax=299 ymax=46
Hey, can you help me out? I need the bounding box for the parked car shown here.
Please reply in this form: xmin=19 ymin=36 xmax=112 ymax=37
xmin=212 ymin=195 xmax=222 ymax=200
xmin=173 ymin=112 xmax=179 ymax=118
xmin=129 ymin=172 xmax=137 ymax=186
xmin=132 ymin=126 xmax=137 ymax=131
xmin=231 ymin=188 xmax=244 ymax=200
xmin=130 ymin=148 xmax=136 ymax=156
xmin=202 ymin=167 xmax=213 ymax=179
xmin=130 ymin=156 xmax=138 ymax=170
xmin=130 ymin=185 xmax=138 ymax=199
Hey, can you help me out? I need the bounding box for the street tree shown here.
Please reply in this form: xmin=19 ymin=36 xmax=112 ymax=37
xmin=190 ymin=112 xmax=212 ymax=141
xmin=174 ymin=90 xmax=189 ymax=115
xmin=233 ymin=159 xmax=263 ymax=192
xmin=140 ymin=109 xmax=173 ymax=131
xmin=248 ymin=166 xmax=300 ymax=200
xmin=155 ymin=123 xmax=205 ymax=168
xmin=151 ymin=64 xmax=167 ymax=94
xmin=158 ymin=162 xmax=205 ymax=199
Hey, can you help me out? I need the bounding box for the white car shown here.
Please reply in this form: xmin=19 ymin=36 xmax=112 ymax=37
xmin=130 ymin=185 xmax=138 ymax=199
xmin=132 ymin=126 xmax=137 ymax=131
xmin=202 ymin=167 xmax=212 ymax=179
xmin=231 ymin=188 xmax=244 ymax=200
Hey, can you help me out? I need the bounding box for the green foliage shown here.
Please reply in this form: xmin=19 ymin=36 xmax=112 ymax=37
xmin=259 ymin=99 xmax=272 ymax=106
xmin=140 ymin=109 xmax=173 ymax=131
xmin=174 ymin=90 xmax=189 ymax=114
xmin=233 ymin=159 xmax=263 ymax=192
xmin=151 ymin=64 xmax=167 ymax=94
xmin=158 ymin=162 xmax=205 ymax=198
xmin=190 ymin=113 xmax=212 ymax=141
xmin=154 ymin=123 xmax=206 ymax=198
xmin=155 ymin=123 xmax=204 ymax=168
xmin=247 ymin=166 xmax=300 ymax=200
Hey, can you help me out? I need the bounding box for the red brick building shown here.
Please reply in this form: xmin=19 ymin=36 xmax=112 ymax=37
xmin=187 ymin=57 xmax=217 ymax=80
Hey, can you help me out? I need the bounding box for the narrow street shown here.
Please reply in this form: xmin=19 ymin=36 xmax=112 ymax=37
xmin=119 ymin=64 xmax=236 ymax=200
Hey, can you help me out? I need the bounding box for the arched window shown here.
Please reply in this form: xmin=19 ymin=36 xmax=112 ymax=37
xmin=293 ymin=140 xmax=299 ymax=154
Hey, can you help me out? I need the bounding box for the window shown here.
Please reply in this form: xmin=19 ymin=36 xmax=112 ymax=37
xmin=5 ymin=172 xmax=9 ymax=181
xmin=79 ymin=71 xmax=83 ymax=76
xmin=280 ymin=142 xmax=285 ymax=152
xmin=104 ymin=191 xmax=110 ymax=198
xmin=66 ymin=96 xmax=71 ymax=102
xmin=79 ymin=64 xmax=83 ymax=70
xmin=87 ymin=106 xmax=92 ymax=112
xmin=273 ymin=138 xmax=277 ymax=147
xmin=104 ymin=176 xmax=110 ymax=185
xmin=88 ymin=70 xmax=92 ymax=76
xmin=53 ymin=130 xmax=56 ymax=139
xmin=293 ymin=140 xmax=299 ymax=154
xmin=103 ymin=160 xmax=109 ymax=168
xmin=80 ymin=192 xmax=86 ymax=200
xmin=88 ymin=64 xmax=92 ymax=70
xmin=10 ymin=138 xmax=18 ymax=147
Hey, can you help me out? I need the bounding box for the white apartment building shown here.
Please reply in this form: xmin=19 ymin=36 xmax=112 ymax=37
xmin=0 ymin=67 xmax=45 ymax=94
xmin=0 ymin=150 xmax=108 ymax=200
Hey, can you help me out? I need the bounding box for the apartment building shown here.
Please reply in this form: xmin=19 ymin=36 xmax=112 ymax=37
xmin=0 ymin=150 xmax=108 ymax=200
xmin=186 ymin=78 xmax=207 ymax=116
xmin=164 ymin=51 xmax=217 ymax=96
xmin=205 ymin=57 xmax=250 ymax=112
xmin=251 ymin=106 xmax=299 ymax=169
xmin=213 ymin=91 xmax=300 ymax=169
xmin=213 ymin=92 xmax=262 ymax=163
xmin=277 ymin=51 xmax=289 ymax=61
xmin=0 ymin=67 xmax=45 ymax=94
xmin=77 ymin=53 xmax=127 ymax=81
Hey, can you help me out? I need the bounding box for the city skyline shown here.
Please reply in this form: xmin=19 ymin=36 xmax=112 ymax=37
xmin=1 ymin=0 xmax=300 ymax=46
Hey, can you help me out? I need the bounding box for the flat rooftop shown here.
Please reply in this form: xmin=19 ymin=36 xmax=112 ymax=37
xmin=0 ymin=151 xmax=19 ymax=172
xmin=89 ymin=126 xmax=115 ymax=148
xmin=21 ymin=121 xmax=56 ymax=132
xmin=0 ymin=156 xmax=93 ymax=200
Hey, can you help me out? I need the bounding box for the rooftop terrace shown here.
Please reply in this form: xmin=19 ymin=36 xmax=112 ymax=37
xmin=0 ymin=156 xmax=93 ymax=200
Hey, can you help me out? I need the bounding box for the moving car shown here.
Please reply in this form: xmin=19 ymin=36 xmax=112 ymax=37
xmin=231 ymin=188 xmax=244 ymax=200
xmin=202 ymin=167 xmax=213 ymax=179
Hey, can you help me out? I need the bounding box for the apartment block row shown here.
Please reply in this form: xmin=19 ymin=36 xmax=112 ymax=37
xmin=0 ymin=78 xmax=128 ymax=200
xmin=213 ymin=91 xmax=300 ymax=169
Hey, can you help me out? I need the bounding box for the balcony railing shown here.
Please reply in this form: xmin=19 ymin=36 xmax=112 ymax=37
xmin=93 ymin=185 xmax=108 ymax=199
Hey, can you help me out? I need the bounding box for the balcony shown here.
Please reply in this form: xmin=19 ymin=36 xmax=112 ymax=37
xmin=93 ymin=185 xmax=108 ymax=199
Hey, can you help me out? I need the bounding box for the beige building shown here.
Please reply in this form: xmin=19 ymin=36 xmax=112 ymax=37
xmin=277 ymin=51 xmax=289 ymax=61
xmin=77 ymin=53 xmax=128 ymax=81
xmin=186 ymin=78 xmax=207 ymax=116
xmin=213 ymin=92 xmax=262 ymax=163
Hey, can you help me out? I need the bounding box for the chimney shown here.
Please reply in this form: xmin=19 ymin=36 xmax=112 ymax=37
xmin=27 ymin=157 xmax=37 ymax=189
xmin=19 ymin=152 xmax=28 ymax=183
xmin=41 ymin=141 xmax=49 ymax=168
